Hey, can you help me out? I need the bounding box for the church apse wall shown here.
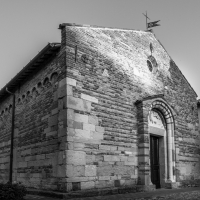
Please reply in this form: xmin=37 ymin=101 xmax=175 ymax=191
xmin=64 ymin=24 xmax=200 ymax=191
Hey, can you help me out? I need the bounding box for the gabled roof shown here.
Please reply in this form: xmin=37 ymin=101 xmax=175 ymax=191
xmin=59 ymin=23 xmax=146 ymax=32
xmin=0 ymin=43 xmax=61 ymax=100
xmin=59 ymin=23 xmax=197 ymax=97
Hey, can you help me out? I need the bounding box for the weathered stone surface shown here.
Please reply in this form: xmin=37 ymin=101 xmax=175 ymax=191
xmin=73 ymin=165 xmax=85 ymax=177
xmin=66 ymin=96 xmax=91 ymax=112
xmin=67 ymin=85 xmax=73 ymax=96
xmin=48 ymin=114 xmax=58 ymax=126
xmin=59 ymin=109 xmax=67 ymax=121
xmin=57 ymin=165 xmax=66 ymax=177
xmin=67 ymin=108 xmax=74 ymax=120
xmin=73 ymin=121 xmax=83 ymax=129
xmin=83 ymin=123 xmax=95 ymax=131
xmin=67 ymin=128 xmax=75 ymax=136
xmin=74 ymin=113 xmax=88 ymax=123
xmin=59 ymin=78 xmax=67 ymax=88
xmin=58 ymin=151 xmax=64 ymax=164
xmin=66 ymin=165 xmax=73 ymax=177
xmin=91 ymin=131 xmax=104 ymax=140
xmin=81 ymin=93 xmax=98 ymax=103
xmin=58 ymin=98 xmax=64 ymax=110
xmin=73 ymin=142 xmax=85 ymax=150
xmin=81 ymin=181 xmax=95 ymax=190
xmin=74 ymin=129 xmax=91 ymax=139
xmin=66 ymin=77 xmax=76 ymax=86
xmin=88 ymin=115 xmax=98 ymax=125
xmin=66 ymin=150 xmax=86 ymax=165
xmin=85 ymin=165 xmax=96 ymax=177
xmin=66 ymin=176 xmax=89 ymax=182
xmin=58 ymin=85 xmax=67 ymax=98
xmin=95 ymin=126 xmax=104 ymax=133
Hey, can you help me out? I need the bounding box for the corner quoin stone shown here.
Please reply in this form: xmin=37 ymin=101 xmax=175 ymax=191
xmin=81 ymin=93 xmax=98 ymax=103
xmin=85 ymin=165 xmax=96 ymax=177
xmin=66 ymin=77 xmax=76 ymax=87
xmin=66 ymin=150 xmax=86 ymax=165
xmin=66 ymin=96 xmax=91 ymax=112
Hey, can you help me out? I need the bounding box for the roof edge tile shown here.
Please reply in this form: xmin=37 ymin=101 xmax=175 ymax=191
xmin=59 ymin=23 xmax=149 ymax=33
xmin=0 ymin=42 xmax=61 ymax=100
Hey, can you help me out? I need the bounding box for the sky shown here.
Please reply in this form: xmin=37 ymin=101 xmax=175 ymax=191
xmin=0 ymin=0 xmax=200 ymax=97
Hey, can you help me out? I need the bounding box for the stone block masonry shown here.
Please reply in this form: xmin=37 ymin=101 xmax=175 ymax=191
xmin=63 ymin=23 xmax=200 ymax=191
xmin=65 ymin=27 xmax=143 ymax=191
xmin=0 ymin=43 xmax=67 ymax=191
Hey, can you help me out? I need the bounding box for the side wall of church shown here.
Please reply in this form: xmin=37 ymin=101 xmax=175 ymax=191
xmin=0 ymin=48 xmax=67 ymax=191
xmin=0 ymin=95 xmax=12 ymax=182
xmin=65 ymin=25 xmax=200 ymax=191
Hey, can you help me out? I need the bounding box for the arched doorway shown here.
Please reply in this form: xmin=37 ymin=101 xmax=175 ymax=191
xmin=148 ymin=109 xmax=166 ymax=188
xmin=135 ymin=95 xmax=177 ymax=189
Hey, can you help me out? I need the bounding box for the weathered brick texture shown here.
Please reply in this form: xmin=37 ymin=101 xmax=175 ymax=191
xmin=0 ymin=44 xmax=66 ymax=190
xmin=64 ymin=24 xmax=200 ymax=191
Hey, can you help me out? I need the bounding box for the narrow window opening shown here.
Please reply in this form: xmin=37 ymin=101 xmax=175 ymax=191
xmin=147 ymin=60 xmax=153 ymax=72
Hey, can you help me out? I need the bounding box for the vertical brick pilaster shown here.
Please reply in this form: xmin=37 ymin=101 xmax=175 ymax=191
xmin=135 ymin=101 xmax=151 ymax=186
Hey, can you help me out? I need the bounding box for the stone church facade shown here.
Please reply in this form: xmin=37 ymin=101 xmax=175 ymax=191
xmin=0 ymin=23 xmax=199 ymax=192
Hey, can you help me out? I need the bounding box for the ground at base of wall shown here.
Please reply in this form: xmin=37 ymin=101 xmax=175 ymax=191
xmin=26 ymin=185 xmax=147 ymax=199
xmin=25 ymin=187 xmax=200 ymax=200
xmin=135 ymin=191 xmax=200 ymax=200
xmin=27 ymin=189 xmax=64 ymax=199
xmin=180 ymin=179 xmax=200 ymax=188
xmin=25 ymin=195 xmax=61 ymax=200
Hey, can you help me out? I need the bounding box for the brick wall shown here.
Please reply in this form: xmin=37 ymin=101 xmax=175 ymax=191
xmin=0 ymin=95 xmax=12 ymax=181
xmin=65 ymin=25 xmax=200 ymax=191
xmin=0 ymin=47 xmax=67 ymax=190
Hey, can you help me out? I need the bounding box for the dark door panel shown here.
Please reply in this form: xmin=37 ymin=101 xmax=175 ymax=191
xmin=150 ymin=135 xmax=160 ymax=188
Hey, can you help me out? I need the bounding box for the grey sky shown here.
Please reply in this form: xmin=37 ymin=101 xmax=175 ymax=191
xmin=0 ymin=0 xmax=200 ymax=97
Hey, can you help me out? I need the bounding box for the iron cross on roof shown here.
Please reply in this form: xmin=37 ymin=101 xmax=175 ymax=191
xmin=143 ymin=11 xmax=161 ymax=30
xmin=143 ymin=11 xmax=150 ymax=30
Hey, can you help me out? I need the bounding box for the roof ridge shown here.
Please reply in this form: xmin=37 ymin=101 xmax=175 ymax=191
xmin=59 ymin=23 xmax=150 ymax=33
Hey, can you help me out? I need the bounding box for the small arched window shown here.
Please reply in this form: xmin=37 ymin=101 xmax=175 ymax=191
xmin=37 ymin=82 xmax=42 ymax=88
xmin=18 ymin=98 xmax=21 ymax=104
xmin=43 ymin=77 xmax=50 ymax=87
xmin=32 ymin=87 xmax=37 ymax=98
xmin=22 ymin=94 xmax=26 ymax=101
xmin=147 ymin=55 xmax=158 ymax=73
xmin=191 ymin=105 xmax=195 ymax=115
xmin=9 ymin=104 xmax=12 ymax=113
xmin=50 ymin=72 xmax=58 ymax=84
xmin=147 ymin=60 xmax=153 ymax=72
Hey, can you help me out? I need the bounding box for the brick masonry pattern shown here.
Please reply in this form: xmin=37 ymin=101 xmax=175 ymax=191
xmin=65 ymin=25 xmax=200 ymax=191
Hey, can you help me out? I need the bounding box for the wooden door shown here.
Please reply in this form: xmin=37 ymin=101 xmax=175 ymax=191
xmin=150 ymin=135 xmax=160 ymax=188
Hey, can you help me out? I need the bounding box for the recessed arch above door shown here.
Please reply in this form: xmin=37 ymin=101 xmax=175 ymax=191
xmin=135 ymin=95 xmax=178 ymax=189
